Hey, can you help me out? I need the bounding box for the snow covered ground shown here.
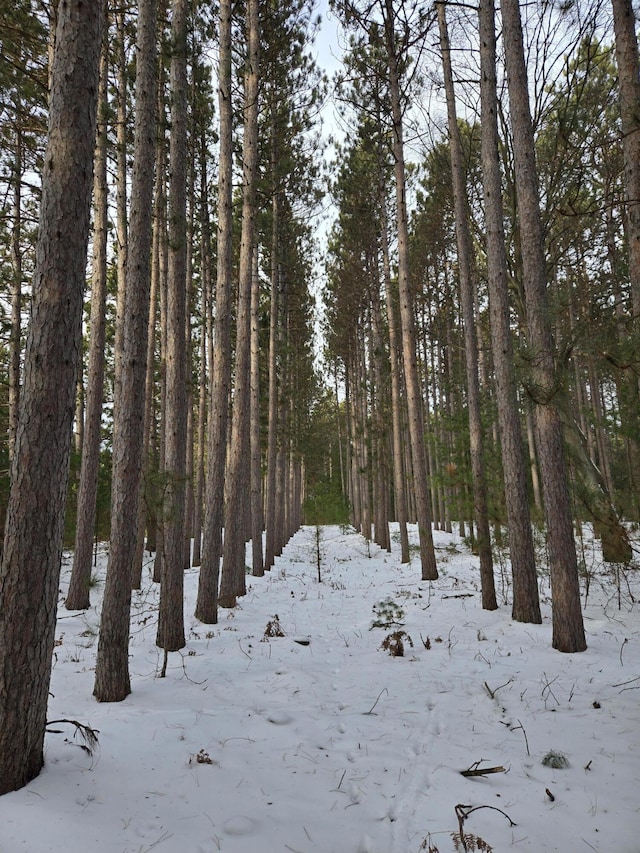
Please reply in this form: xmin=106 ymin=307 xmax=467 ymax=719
xmin=0 ymin=523 xmax=638 ymax=853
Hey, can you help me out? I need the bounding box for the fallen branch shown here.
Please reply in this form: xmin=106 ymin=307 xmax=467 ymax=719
xmin=455 ymin=803 xmax=516 ymax=845
xmin=46 ymin=719 xmax=99 ymax=754
xmin=460 ymin=763 xmax=506 ymax=778
xmin=442 ymin=593 xmax=474 ymax=599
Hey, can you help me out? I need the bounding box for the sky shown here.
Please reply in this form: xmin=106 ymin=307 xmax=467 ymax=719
xmin=314 ymin=0 xmax=345 ymax=79
xmin=0 ymin=523 xmax=638 ymax=852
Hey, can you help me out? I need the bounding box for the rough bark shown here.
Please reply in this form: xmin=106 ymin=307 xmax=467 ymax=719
xmin=381 ymin=234 xmax=410 ymax=563
xmin=67 ymin=41 xmax=109 ymax=611
xmin=384 ymin=0 xmax=437 ymax=580
xmin=93 ymin=0 xmax=158 ymax=700
xmin=156 ymin=0 xmax=188 ymax=653
xmin=195 ymin=0 xmax=233 ymax=623
xmin=219 ymin=0 xmax=259 ymax=607
xmin=264 ymin=188 xmax=280 ymax=572
xmin=611 ymin=0 xmax=640 ymax=519
xmin=113 ymin=8 xmax=128 ymax=389
xmin=501 ymin=0 xmax=585 ymax=652
xmin=250 ymin=247 xmax=264 ymax=576
xmin=478 ymin=0 xmax=541 ymax=623
xmin=0 ymin=0 xmax=103 ymax=792
xmin=191 ymin=143 xmax=211 ymax=568
xmin=9 ymin=109 xmax=22 ymax=465
xmin=611 ymin=0 xmax=640 ymax=318
xmin=438 ymin=2 xmax=496 ymax=610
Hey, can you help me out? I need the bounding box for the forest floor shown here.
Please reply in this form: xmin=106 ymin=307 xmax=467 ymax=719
xmin=0 ymin=523 xmax=638 ymax=853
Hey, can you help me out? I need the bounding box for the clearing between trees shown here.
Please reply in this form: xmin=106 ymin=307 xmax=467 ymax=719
xmin=0 ymin=523 xmax=638 ymax=853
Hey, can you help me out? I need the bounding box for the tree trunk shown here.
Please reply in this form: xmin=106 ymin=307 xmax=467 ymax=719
xmin=191 ymin=137 xmax=211 ymax=568
xmin=194 ymin=0 xmax=233 ymax=623
xmin=153 ymin=160 xmax=169 ymax=585
xmin=219 ymin=0 xmax=259 ymax=607
xmin=264 ymin=187 xmax=280 ymax=572
xmin=370 ymin=275 xmax=391 ymax=552
xmin=67 ymin=39 xmax=109 ymax=611
xmin=9 ymin=109 xmax=22 ymax=465
xmin=438 ymin=2 xmax=496 ymax=610
xmin=156 ymin=0 xmax=188 ymax=653
xmin=74 ymin=364 xmax=84 ymax=455
xmin=132 ymin=91 xmax=166 ymax=589
xmin=93 ymin=0 xmax=157 ymax=700
xmin=381 ymin=209 xmax=409 ymax=562
xmin=611 ymin=0 xmax=640 ymax=318
xmin=182 ymin=159 xmax=196 ymax=569
xmin=611 ymin=0 xmax=640 ymax=520
xmin=501 ymin=0 xmax=585 ymax=652
xmin=384 ymin=0 xmax=437 ymax=580
xmin=250 ymin=245 xmax=264 ymax=576
xmin=144 ymin=72 xmax=167 ymax=566
xmin=114 ymin=8 xmax=128 ymax=391
xmin=478 ymin=0 xmax=540 ymax=623
xmin=0 ymin=0 xmax=103 ymax=792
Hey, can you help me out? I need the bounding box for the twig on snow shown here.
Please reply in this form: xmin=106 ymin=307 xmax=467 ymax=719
xmin=455 ymin=802 xmax=516 ymax=849
xmin=484 ymin=676 xmax=514 ymax=700
xmin=442 ymin=593 xmax=474 ymax=599
xmin=364 ymin=687 xmax=388 ymax=715
xmin=612 ymin=675 xmax=640 ymax=693
xmin=620 ymin=637 xmax=628 ymax=666
xmin=511 ymin=719 xmax=531 ymax=756
xmin=45 ymin=719 xmax=99 ymax=754
xmin=460 ymin=763 xmax=506 ymax=777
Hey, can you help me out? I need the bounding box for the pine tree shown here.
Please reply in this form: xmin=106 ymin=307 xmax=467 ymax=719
xmin=0 ymin=0 xmax=104 ymax=791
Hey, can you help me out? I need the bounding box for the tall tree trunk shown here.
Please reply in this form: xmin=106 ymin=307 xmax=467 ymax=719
xmin=501 ymin=0 xmax=585 ymax=652
xmin=114 ymin=8 xmax=128 ymax=387
xmin=183 ymin=146 xmax=197 ymax=568
xmin=93 ymin=0 xmax=158 ymax=700
xmin=250 ymin=246 xmax=264 ymax=576
xmin=67 ymin=39 xmax=109 ymax=611
xmin=380 ymin=197 xmax=409 ymax=562
xmin=131 ymin=101 xmax=167 ymax=591
xmin=144 ymin=70 xmax=167 ymax=564
xmin=74 ymin=364 xmax=84 ymax=454
xmin=611 ymin=0 xmax=640 ymax=519
xmin=383 ymin=0 xmax=437 ymax=580
xmin=192 ymin=136 xmax=211 ymax=568
xmin=156 ymin=0 xmax=188 ymax=653
xmin=438 ymin=2 xmax=496 ymax=610
xmin=134 ymin=181 xmax=162 ymax=578
xmin=611 ymin=0 xmax=640 ymax=318
xmin=371 ymin=276 xmax=390 ymax=552
xmin=153 ymin=163 xmax=169 ymax=584
xmin=9 ymin=109 xmax=23 ymax=465
xmin=264 ymin=187 xmax=280 ymax=572
xmin=524 ymin=401 xmax=542 ymax=513
xmin=0 ymin=0 xmax=103 ymax=792
xmin=478 ymin=0 xmax=540 ymax=623
xmin=219 ymin=0 xmax=259 ymax=607
xmin=194 ymin=0 xmax=233 ymax=623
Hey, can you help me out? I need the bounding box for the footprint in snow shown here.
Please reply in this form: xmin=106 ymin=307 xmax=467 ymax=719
xmin=133 ymin=819 xmax=164 ymax=840
xmin=266 ymin=710 xmax=294 ymax=725
xmin=222 ymin=815 xmax=261 ymax=836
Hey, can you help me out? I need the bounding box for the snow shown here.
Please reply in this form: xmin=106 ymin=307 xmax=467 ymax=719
xmin=1 ymin=524 xmax=639 ymax=853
